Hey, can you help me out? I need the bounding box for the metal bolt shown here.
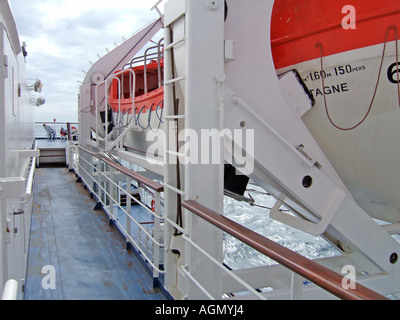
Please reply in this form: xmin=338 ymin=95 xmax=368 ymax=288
xmin=207 ymin=0 xmax=219 ymax=10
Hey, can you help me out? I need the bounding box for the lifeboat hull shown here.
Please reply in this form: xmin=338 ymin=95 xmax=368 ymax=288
xmin=272 ymin=0 xmax=400 ymax=223
xmin=109 ymin=59 xmax=164 ymax=115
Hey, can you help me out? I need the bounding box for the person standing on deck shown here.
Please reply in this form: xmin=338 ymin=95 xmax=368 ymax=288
xmin=60 ymin=127 xmax=67 ymax=140
xmin=43 ymin=123 xmax=56 ymax=140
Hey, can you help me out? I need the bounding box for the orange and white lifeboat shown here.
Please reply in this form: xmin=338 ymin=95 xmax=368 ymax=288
xmin=109 ymin=59 xmax=164 ymax=115
xmin=271 ymin=0 xmax=400 ymax=223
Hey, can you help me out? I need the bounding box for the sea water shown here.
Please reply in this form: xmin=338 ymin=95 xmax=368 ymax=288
xmin=223 ymin=184 xmax=400 ymax=270
xmin=223 ymin=184 xmax=340 ymax=270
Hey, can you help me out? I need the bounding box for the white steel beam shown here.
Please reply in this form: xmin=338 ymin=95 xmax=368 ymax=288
xmin=163 ymin=0 xmax=226 ymax=300
xmin=182 ymin=0 xmax=225 ymax=300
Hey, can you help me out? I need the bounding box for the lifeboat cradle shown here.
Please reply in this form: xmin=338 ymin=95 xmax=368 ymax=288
xmin=75 ymin=0 xmax=400 ymax=299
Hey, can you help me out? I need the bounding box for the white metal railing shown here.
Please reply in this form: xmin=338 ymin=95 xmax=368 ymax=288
xmin=151 ymin=0 xmax=164 ymax=18
xmin=34 ymin=122 xmax=78 ymax=140
xmin=2 ymin=280 xmax=18 ymax=300
xmin=124 ymin=38 xmax=164 ymax=94
xmin=21 ymin=140 xmax=38 ymax=204
xmin=95 ymin=69 xmax=136 ymax=150
xmin=72 ymin=145 xmax=164 ymax=279
xmin=66 ymin=142 xmax=79 ymax=173
xmin=181 ymin=233 xmax=267 ymax=300
xmin=181 ymin=200 xmax=389 ymax=300
xmin=161 ymin=207 xmax=271 ymax=299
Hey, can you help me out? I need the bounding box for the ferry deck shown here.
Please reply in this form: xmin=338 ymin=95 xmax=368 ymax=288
xmin=23 ymin=139 xmax=166 ymax=300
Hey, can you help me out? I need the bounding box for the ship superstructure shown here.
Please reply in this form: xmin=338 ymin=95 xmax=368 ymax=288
xmin=0 ymin=0 xmax=39 ymax=299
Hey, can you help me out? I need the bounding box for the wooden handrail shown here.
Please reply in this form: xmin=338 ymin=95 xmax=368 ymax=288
xmin=78 ymin=145 xmax=164 ymax=192
xmin=182 ymin=200 xmax=388 ymax=300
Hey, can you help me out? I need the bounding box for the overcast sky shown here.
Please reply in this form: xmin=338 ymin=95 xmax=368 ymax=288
xmin=10 ymin=0 xmax=165 ymax=123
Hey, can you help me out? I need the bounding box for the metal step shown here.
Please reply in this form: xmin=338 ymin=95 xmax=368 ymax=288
xmin=36 ymin=139 xmax=67 ymax=165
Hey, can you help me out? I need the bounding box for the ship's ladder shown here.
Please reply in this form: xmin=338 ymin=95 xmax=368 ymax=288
xmin=163 ymin=23 xmax=187 ymax=235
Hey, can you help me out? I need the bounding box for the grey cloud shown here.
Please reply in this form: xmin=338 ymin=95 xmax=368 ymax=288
xmin=10 ymin=0 xmax=159 ymax=122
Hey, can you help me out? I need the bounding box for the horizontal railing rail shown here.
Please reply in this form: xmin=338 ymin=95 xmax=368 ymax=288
xmin=35 ymin=122 xmax=78 ymax=140
xmin=78 ymin=146 xmax=163 ymax=192
xmin=182 ymin=200 xmax=388 ymax=300
xmin=20 ymin=141 xmax=38 ymax=204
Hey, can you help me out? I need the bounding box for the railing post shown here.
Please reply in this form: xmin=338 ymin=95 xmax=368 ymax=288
xmin=109 ymin=165 xmax=115 ymax=220
xmin=105 ymin=163 xmax=112 ymax=220
xmin=65 ymin=141 xmax=70 ymax=168
xmin=66 ymin=143 xmax=74 ymax=171
xmin=2 ymin=280 xmax=18 ymax=300
xmin=153 ymin=191 xmax=162 ymax=282
xmin=126 ymin=176 xmax=132 ymax=247
xmin=96 ymin=157 xmax=103 ymax=208
xmin=73 ymin=144 xmax=78 ymax=172
xmin=290 ymin=272 xmax=304 ymax=300
xmin=67 ymin=122 xmax=72 ymax=141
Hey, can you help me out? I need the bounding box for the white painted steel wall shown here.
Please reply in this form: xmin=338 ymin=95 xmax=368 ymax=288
xmin=0 ymin=2 xmax=35 ymax=298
